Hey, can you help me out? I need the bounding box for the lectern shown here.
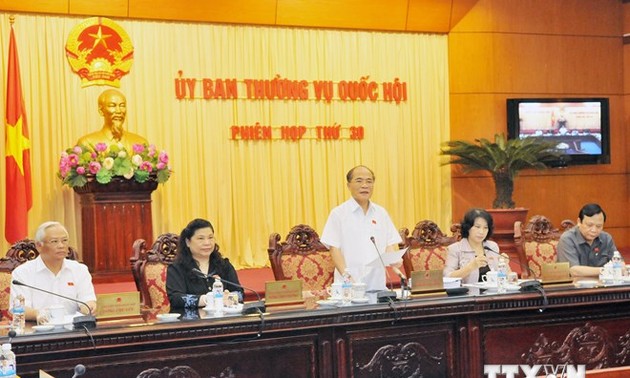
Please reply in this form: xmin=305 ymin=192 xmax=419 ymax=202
xmin=74 ymin=178 xmax=157 ymax=283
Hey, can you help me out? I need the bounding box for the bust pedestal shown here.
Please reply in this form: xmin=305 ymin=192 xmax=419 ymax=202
xmin=74 ymin=178 xmax=157 ymax=283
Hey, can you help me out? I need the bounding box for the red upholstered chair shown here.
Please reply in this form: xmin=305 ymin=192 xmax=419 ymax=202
xmin=399 ymin=220 xmax=461 ymax=278
xmin=0 ymin=239 xmax=79 ymax=320
xmin=514 ymin=215 xmax=575 ymax=278
xmin=130 ymin=233 xmax=179 ymax=310
xmin=268 ymin=224 xmax=333 ymax=298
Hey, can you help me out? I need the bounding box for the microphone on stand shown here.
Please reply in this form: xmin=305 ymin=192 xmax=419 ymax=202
xmin=71 ymin=364 xmax=86 ymax=378
xmin=482 ymin=246 xmax=538 ymax=279
xmin=11 ymin=280 xmax=96 ymax=330
xmin=369 ymin=236 xmax=397 ymax=303
xmin=192 ymin=269 xmax=266 ymax=315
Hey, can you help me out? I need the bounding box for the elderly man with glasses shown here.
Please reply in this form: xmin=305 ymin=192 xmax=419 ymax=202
xmin=10 ymin=221 xmax=97 ymax=321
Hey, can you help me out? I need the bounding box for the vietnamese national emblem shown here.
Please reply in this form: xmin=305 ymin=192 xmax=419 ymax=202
xmin=65 ymin=17 xmax=134 ymax=88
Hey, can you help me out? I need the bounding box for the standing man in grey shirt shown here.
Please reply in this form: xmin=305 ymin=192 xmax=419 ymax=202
xmin=557 ymin=203 xmax=617 ymax=278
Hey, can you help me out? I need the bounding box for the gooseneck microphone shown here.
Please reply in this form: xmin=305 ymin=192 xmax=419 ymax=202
xmin=11 ymin=280 xmax=96 ymax=329
xmin=72 ymin=364 xmax=87 ymax=378
xmin=482 ymin=245 xmax=538 ymax=278
xmin=369 ymin=236 xmax=397 ymax=303
xmin=192 ymin=269 xmax=266 ymax=315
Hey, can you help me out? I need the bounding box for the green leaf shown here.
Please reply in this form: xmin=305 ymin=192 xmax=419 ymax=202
xmin=157 ymin=169 xmax=171 ymax=183
xmin=134 ymin=170 xmax=150 ymax=183
xmin=96 ymin=169 xmax=113 ymax=184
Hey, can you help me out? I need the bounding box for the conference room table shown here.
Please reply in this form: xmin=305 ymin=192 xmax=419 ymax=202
xmin=6 ymin=282 xmax=630 ymax=378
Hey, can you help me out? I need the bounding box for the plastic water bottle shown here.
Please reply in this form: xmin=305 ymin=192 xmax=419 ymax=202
xmin=10 ymin=295 xmax=25 ymax=335
xmin=0 ymin=343 xmax=16 ymax=378
xmin=341 ymin=269 xmax=352 ymax=306
xmin=496 ymin=257 xmax=508 ymax=294
xmin=612 ymin=251 xmax=624 ymax=285
xmin=212 ymin=278 xmax=224 ymax=316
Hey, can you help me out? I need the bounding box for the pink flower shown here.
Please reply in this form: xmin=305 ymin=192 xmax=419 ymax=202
xmin=156 ymin=162 xmax=166 ymax=170
xmin=76 ymin=166 xmax=86 ymax=175
xmin=91 ymin=152 xmax=97 ymax=159
xmin=132 ymin=144 xmax=145 ymax=154
xmin=73 ymin=146 xmax=82 ymax=154
xmin=158 ymin=151 xmax=169 ymax=164
xmin=89 ymin=161 xmax=101 ymax=174
xmin=95 ymin=143 xmax=108 ymax=152
xmin=140 ymin=161 xmax=153 ymax=172
xmin=68 ymin=154 xmax=79 ymax=167
xmin=60 ymin=166 xmax=70 ymax=178
xmin=148 ymin=144 xmax=156 ymax=157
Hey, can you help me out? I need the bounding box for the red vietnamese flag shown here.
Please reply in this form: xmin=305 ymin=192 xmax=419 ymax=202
xmin=5 ymin=24 xmax=32 ymax=243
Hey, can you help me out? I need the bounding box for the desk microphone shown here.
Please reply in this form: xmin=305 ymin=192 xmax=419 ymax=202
xmin=370 ymin=236 xmax=397 ymax=303
xmin=11 ymin=280 xmax=96 ymax=329
xmin=482 ymin=246 xmax=547 ymax=312
xmin=482 ymin=246 xmax=538 ymax=278
xmin=72 ymin=364 xmax=86 ymax=378
xmin=192 ymin=269 xmax=266 ymax=315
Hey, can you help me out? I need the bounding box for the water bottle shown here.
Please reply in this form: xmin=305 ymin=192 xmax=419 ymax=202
xmin=0 ymin=343 xmax=16 ymax=378
xmin=10 ymin=295 xmax=25 ymax=335
xmin=212 ymin=278 xmax=224 ymax=316
xmin=496 ymin=257 xmax=508 ymax=294
xmin=612 ymin=251 xmax=624 ymax=285
xmin=341 ymin=269 xmax=352 ymax=306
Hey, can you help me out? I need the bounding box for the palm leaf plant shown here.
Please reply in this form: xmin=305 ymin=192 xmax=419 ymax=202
xmin=441 ymin=133 xmax=564 ymax=209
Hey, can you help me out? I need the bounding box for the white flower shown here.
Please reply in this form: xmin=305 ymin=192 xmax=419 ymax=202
xmin=102 ymin=157 xmax=115 ymax=170
xmin=118 ymin=150 xmax=127 ymax=158
xmin=123 ymin=169 xmax=134 ymax=179
xmin=131 ymin=154 xmax=143 ymax=167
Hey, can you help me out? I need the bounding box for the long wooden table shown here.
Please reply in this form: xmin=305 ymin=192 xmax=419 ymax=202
xmin=9 ymin=285 xmax=630 ymax=377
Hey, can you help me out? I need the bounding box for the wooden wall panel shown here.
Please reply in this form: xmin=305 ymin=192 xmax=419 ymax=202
xmin=406 ymin=0 xmax=454 ymax=33
xmin=451 ymin=172 xmax=628 ymax=230
xmin=69 ymin=0 xmax=128 ymax=18
xmin=276 ymin=0 xmax=408 ymax=31
xmin=450 ymin=33 xmax=623 ymax=94
xmin=452 ymin=0 xmax=621 ymax=36
xmin=128 ymin=0 xmax=278 ymax=25
xmin=0 ymin=0 xmax=67 ymax=14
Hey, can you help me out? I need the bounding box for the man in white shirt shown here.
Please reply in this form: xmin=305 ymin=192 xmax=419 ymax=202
xmin=10 ymin=221 xmax=97 ymax=321
xmin=321 ymin=165 xmax=403 ymax=291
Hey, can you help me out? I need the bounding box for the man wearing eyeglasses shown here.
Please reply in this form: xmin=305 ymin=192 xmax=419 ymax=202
xmin=10 ymin=221 xmax=97 ymax=321
xmin=557 ymin=203 xmax=618 ymax=277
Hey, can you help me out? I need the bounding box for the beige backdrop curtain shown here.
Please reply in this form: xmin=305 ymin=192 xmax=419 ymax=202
xmin=0 ymin=13 xmax=451 ymax=269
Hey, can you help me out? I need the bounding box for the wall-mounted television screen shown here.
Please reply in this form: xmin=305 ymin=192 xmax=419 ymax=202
xmin=507 ymin=98 xmax=610 ymax=166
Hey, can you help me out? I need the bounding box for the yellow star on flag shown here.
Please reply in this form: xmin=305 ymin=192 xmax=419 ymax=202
xmin=89 ymin=26 xmax=111 ymax=49
xmin=5 ymin=116 xmax=30 ymax=175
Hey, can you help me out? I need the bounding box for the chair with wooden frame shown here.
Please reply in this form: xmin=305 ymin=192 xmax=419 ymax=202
xmin=130 ymin=233 xmax=179 ymax=310
xmin=268 ymin=224 xmax=333 ymax=298
xmin=514 ymin=215 xmax=575 ymax=278
xmin=399 ymin=220 xmax=461 ymax=278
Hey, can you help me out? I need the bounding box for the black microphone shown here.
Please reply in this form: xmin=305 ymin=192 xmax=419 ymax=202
xmin=370 ymin=236 xmax=397 ymax=303
xmin=483 ymin=245 xmax=538 ymax=278
xmin=72 ymin=364 xmax=86 ymax=378
xmin=11 ymin=280 xmax=96 ymax=330
xmin=192 ymin=269 xmax=266 ymax=315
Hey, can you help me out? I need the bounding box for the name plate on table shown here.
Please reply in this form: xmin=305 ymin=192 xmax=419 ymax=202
xmin=265 ymin=279 xmax=303 ymax=306
xmin=410 ymin=269 xmax=444 ymax=294
xmin=541 ymin=262 xmax=572 ymax=284
xmin=96 ymin=292 xmax=140 ymax=319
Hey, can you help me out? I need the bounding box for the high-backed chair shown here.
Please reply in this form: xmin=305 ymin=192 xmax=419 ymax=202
xmin=0 ymin=239 xmax=79 ymax=319
xmin=399 ymin=220 xmax=461 ymax=278
xmin=514 ymin=215 xmax=575 ymax=278
xmin=130 ymin=233 xmax=179 ymax=310
xmin=268 ymin=224 xmax=333 ymax=295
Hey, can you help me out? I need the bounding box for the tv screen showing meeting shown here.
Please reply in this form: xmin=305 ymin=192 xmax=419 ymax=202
xmin=507 ymin=98 xmax=611 ymax=166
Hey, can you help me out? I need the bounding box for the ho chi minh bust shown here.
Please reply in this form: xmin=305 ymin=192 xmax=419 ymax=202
xmin=76 ymin=89 xmax=147 ymax=152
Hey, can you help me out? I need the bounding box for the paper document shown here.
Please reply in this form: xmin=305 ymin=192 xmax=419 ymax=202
xmin=367 ymin=248 xmax=407 ymax=268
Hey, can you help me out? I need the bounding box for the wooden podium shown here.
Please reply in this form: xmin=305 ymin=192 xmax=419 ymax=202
xmin=74 ymin=178 xmax=158 ymax=283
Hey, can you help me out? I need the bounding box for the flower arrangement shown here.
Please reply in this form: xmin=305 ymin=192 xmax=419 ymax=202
xmin=58 ymin=142 xmax=171 ymax=188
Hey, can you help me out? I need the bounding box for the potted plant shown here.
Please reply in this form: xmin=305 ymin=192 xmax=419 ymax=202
xmin=440 ymin=133 xmax=563 ymax=209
